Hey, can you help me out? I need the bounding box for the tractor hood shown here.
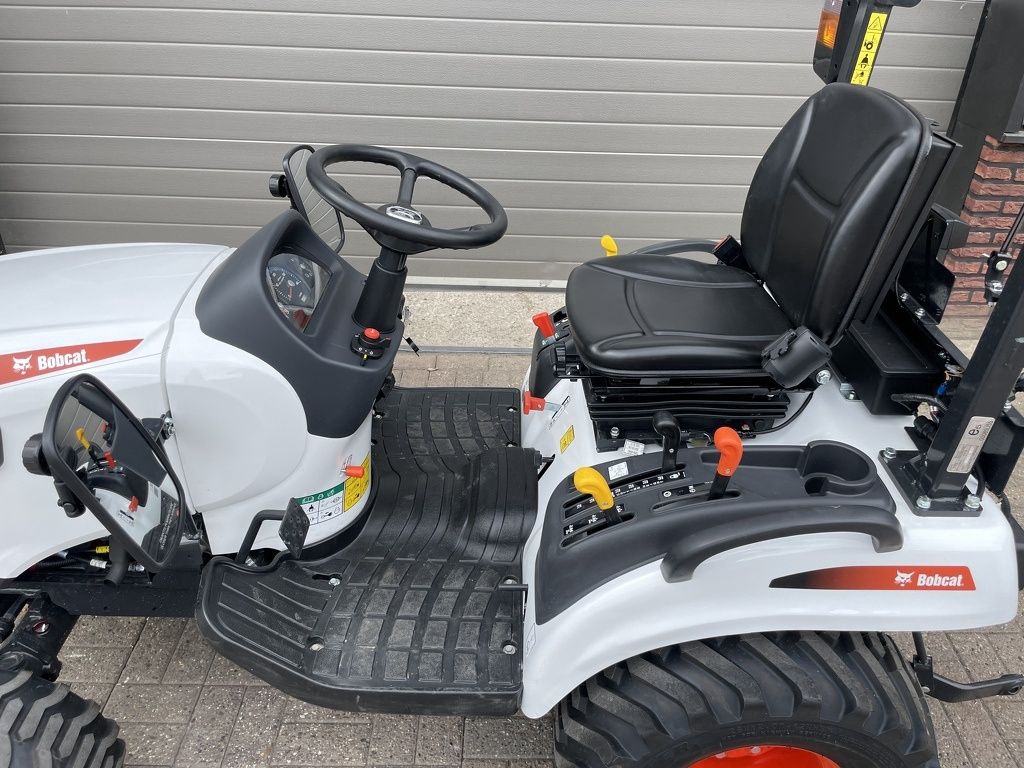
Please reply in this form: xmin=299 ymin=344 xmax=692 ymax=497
xmin=0 ymin=243 xmax=229 ymax=386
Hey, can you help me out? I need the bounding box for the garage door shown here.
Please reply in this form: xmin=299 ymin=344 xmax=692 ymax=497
xmin=0 ymin=0 xmax=984 ymax=281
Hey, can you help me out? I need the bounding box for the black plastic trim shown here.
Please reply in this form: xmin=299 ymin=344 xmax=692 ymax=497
xmin=661 ymin=508 xmax=903 ymax=583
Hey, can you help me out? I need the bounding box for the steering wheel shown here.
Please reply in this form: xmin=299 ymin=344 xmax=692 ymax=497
xmin=306 ymin=145 xmax=507 ymax=254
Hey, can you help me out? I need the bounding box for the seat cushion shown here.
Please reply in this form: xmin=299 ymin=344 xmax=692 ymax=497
xmin=565 ymin=254 xmax=791 ymax=376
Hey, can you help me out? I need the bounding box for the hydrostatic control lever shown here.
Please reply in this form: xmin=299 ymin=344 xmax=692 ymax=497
xmin=653 ymin=410 xmax=681 ymax=473
xmin=708 ymin=427 xmax=743 ymax=500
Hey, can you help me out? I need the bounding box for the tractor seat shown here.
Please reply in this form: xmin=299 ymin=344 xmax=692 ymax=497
xmin=565 ymin=83 xmax=935 ymax=379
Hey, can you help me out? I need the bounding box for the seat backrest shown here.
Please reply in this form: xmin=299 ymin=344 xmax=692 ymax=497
xmin=740 ymin=83 xmax=932 ymax=343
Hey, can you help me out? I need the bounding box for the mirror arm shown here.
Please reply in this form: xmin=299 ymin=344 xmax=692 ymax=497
xmin=54 ymin=480 xmax=84 ymax=518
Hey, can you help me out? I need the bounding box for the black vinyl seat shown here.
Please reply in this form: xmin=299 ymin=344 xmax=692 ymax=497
xmin=566 ymin=83 xmax=935 ymax=379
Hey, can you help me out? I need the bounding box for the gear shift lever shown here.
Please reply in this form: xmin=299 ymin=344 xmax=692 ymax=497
xmin=653 ymin=411 xmax=681 ymax=473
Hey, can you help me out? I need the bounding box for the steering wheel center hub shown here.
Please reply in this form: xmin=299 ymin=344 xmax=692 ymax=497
xmin=385 ymin=205 xmax=424 ymax=225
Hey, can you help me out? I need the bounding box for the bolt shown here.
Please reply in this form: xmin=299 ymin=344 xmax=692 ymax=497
xmin=662 ymin=490 xmax=672 ymax=498
xmin=507 ymin=406 xmax=516 ymax=412
xmin=32 ymin=620 xmax=50 ymax=635
xmin=843 ymin=390 xmax=857 ymax=401
xmin=502 ymin=642 xmax=517 ymax=655
xmin=309 ymin=641 xmax=325 ymax=652
xmin=965 ymin=494 xmax=982 ymax=510
xmin=502 ymin=576 xmax=518 ymax=586
xmin=815 ymin=370 xmax=832 ymax=385
xmin=922 ymin=686 xmax=931 ymax=694
xmin=374 ymin=412 xmax=383 ymax=420
xmin=328 ymin=577 xmax=341 ymax=587
xmin=915 ymin=495 xmax=933 ymax=510
xmin=900 ymin=292 xmax=909 ymax=302
xmin=1006 ymin=399 xmax=1015 ymax=412
xmin=506 ymin=441 xmax=517 ymax=447
xmin=914 ymin=307 xmax=926 ymax=319
xmin=609 ymin=426 xmax=620 ymax=439
xmin=883 ymin=447 xmax=897 ymax=460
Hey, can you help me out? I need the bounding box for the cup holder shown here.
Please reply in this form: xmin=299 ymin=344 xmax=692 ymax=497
xmin=799 ymin=441 xmax=875 ymax=496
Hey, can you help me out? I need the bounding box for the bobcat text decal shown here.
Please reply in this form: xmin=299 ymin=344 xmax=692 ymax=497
xmin=771 ymin=565 xmax=976 ymax=591
xmin=0 ymin=340 xmax=142 ymax=385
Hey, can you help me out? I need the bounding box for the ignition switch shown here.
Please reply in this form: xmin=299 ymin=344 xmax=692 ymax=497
xmin=351 ymin=327 xmax=390 ymax=364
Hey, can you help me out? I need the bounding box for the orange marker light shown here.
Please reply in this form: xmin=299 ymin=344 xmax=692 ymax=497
xmin=344 ymin=465 xmax=366 ymax=479
xmin=817 ymin=4 xmax=841 ymax=49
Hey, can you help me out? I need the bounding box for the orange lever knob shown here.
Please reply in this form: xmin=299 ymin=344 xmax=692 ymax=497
xmin=713 ymin=427 xmax=743 ymax=477
xmin=523 ymin=391 xmax=546 ymax=414
xmin=532 ymin=312 xmax=556 ymax=338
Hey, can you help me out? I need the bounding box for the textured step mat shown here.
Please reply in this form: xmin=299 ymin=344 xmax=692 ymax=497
xmin=197 ymin=388 xmax=537 ymax=714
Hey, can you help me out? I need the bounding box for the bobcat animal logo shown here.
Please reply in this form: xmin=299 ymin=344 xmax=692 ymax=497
xmin=894 ymin=570 xmax=915 ymax=587
xmin=11 ymin=356 xmax=31 ymax=375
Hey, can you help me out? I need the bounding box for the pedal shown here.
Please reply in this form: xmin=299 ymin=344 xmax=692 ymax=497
xmin=913 ymin=651 xmax=1024 ymax=702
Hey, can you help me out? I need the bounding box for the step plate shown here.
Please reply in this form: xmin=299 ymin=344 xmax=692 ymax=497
xmin=197 ymin=388 xmax=537 ymax=714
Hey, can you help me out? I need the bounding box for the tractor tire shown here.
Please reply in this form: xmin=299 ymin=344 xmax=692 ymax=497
xmin=0 ymin=667 xmax=125 ymax=768
xmin=555 ymin=632 xmax=939 ymax=768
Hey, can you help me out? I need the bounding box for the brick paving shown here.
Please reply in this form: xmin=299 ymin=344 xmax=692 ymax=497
xmin=54 ymin=336 xmax=1024 ymax=766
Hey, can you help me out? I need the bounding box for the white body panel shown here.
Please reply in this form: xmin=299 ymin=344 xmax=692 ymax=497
xmin=0 ymin=243 xmax=370 ymax=575
xmin=517 ymin=375 xmax=1020 ymax=717
xmin=165 ymin=252 xmax=372 ymax=553
xmin=0 ymin=243 xmax=225 ymax=577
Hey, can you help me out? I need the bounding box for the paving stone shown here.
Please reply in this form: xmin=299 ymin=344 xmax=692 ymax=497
xmin=59 ymin=645 xmax=132 ymax=683
xmin=943 ymin=698 xmax=1018 ymax=767
xmin=282 ymin=695 xmax=371 ymax=724
xmin=119 ymin=722 xmax=187 ymax=766
xmin=397 ymin=368 xmax=430 ymax=387
xmin=105 ymin=683 xmax=202 ymax=724
xmin=120 ymin=618 xmax=188 ymax=683
xmin=69 ymin=682 xmax=114 ymax=709
xmin=271 ymin=722 xmax=370 ymax=766
xmin=174 ymin=685 xmax=245 ymax=767
xmin=950 ymin=632 xmax=1007 ymax=680
xmin=163 ymin=620 xmax=217 ymax=684
xmin=989 ymin=697 xmax=1024 ymax=741
xmin=508 ymin=761 xmax=556 ymax=768
xmin=368 ymin=713 xmax=419 ymax=765
xmin=932 ymin=702 xmax=972 ymax=768
xmin=206 ymin=653 xmax=267 ymax=686
xmin=463 ymin=716 xmax=554 ymax=760
xmin=416 ymin=715 xmax=464 ymax=765
xmin=221 ymin=686 xmax=287 ymax=768
xmin=66 ymin=615 xmax=145 ymax=648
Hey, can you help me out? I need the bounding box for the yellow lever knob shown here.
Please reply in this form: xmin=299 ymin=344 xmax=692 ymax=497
xmin=574 ymin=467 xmax=615 ymax=511
xmin=600 ymin=234 xmax=619 ymax=257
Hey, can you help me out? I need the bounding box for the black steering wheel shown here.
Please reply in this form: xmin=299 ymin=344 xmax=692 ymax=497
xmin=306 ymin=145 xmax=507 ymax=254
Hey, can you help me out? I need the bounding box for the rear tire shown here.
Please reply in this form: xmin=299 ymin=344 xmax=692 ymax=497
xmin=0 ymin=667 xmax=125 ymax=768
xmin=554 ymin=632 xmax=939 ymax=768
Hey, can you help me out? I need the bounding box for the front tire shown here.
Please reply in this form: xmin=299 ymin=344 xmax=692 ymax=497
xmin=555 ymin=632 xmax=939 ymax=768
xmin=0 ymin=667 xmax=125 ymax=768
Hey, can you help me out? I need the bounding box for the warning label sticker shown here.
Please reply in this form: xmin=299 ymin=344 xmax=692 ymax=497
xmin=948 ymin=416 xmax=995 ymax=474
xmin=344 ymin=456 xmax=371 ymax=511
xmin=559 ymin=425 xmax=575 ymax=454
xmin=296 ymin=455 xmax=371 ymax=525
xmin=851 ymin=12 xmax=888 ymax=86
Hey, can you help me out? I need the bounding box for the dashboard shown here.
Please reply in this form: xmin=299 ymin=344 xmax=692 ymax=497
xmin=265 ymin=251 xmax=330 ymax=331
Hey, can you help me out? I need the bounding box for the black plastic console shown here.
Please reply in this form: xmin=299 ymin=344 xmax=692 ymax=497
xmin=534 ymin=441 xmax=900 ymax=623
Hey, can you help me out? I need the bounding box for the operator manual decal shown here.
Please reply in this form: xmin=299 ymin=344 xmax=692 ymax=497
xmin=295 ymin=455 xmax=371 ymax=525
xmin=947 ymin=416 xmax=995 ymax=474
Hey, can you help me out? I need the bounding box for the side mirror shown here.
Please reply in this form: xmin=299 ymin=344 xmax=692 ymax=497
xmin=41 ymin=374 xmax=189 ymax=572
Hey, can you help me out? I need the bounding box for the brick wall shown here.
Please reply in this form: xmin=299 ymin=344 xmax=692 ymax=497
xmin=946 ymin=137 xmax=1024 ymax=315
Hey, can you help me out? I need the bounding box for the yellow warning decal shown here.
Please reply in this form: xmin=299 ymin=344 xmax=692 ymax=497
xmin=344 ymin=455 xmax=371 ymax=511
xmin=559 ymin=425 xmax=575 ymax=454
xmin=851 ymin=12 xmax=888 ymax=87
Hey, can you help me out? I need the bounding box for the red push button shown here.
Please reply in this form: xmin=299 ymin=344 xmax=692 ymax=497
xmin=363 ymin=327 xmax=381 ymax=341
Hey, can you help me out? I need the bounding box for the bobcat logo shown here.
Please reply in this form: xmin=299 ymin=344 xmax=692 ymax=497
xmin=894 ymin=570 xmax=915 ymax=587
xmin=11 ymin=356 xmax=31 ymax=375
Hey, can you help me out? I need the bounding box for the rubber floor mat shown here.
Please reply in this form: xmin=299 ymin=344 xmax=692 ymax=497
xmin=197 ymin=388 xmax=537 ymax=714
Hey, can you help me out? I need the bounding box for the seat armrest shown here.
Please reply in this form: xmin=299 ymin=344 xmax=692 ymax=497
xmin=627 ymin=238 xmax=720 ymax=257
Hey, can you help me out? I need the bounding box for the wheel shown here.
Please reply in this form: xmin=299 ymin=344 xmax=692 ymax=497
xmin=554 ymin=632 xmax=939 ymax=768
xmin=0 ymin=667 xmax=125 ymax=768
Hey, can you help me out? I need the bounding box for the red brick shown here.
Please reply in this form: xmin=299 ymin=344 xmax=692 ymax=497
xmin=1016 ymin=168 xmax=1024 ymax=182
xmin=965 ymin=197 xmax=1004 ymax=213
xmin=1005 ymin=201 xmax=1023 ymax=215
xmin=969 ymin=180 xmax=1024 ymax=197
xmin=980 ymin=144 xmax=1024 ymax=164
xmin=957 ymin=277 xmax=986 ymax=290
xmin=945 ymin=257 xmax=984 ymax=274
xmin=944 ymin=303 xmax=991 ymax=316
xmin=985 ymin=136 xmax=1002 ymax=148
xmin=950 ymin=290 xmax=972 ymax=303
xmin=963 ymin=214 xmax=1017 ymax=229
xmin=978 ymin=165 xmax=1013 ymax=180
xmin=953 ymin=246 xmax=1002 ymax=259
xmin=966 ymin=230 xmax=993 ymax=244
